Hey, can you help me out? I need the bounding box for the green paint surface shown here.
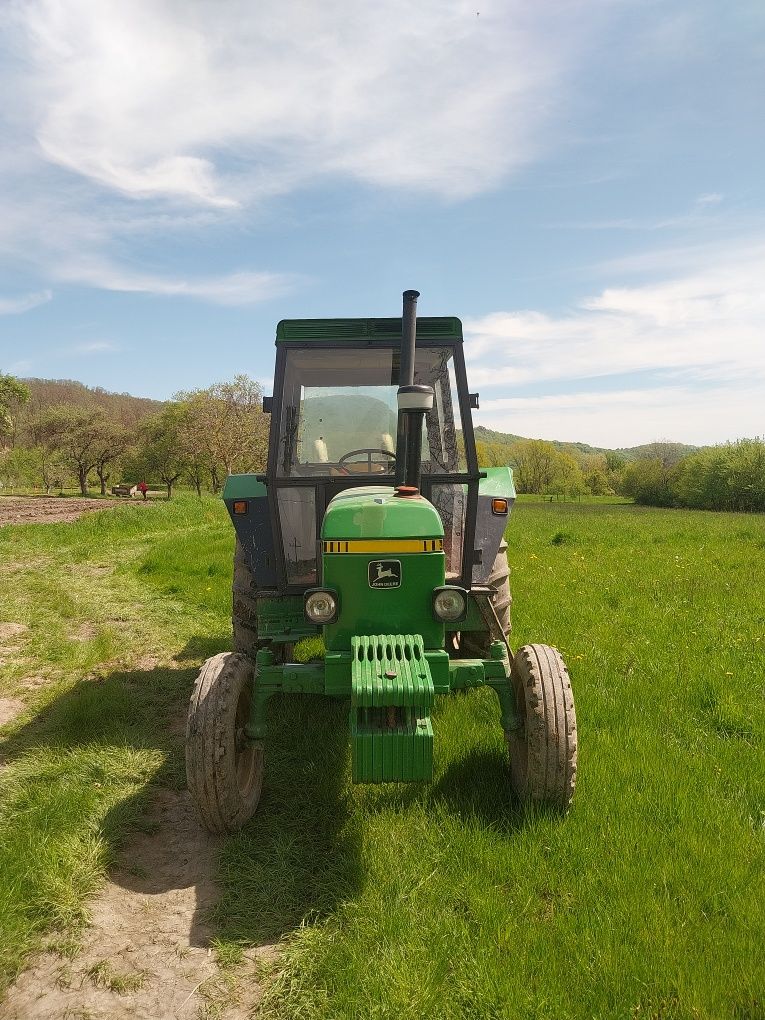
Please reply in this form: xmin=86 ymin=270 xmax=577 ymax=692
xmin=479 ymin=464 xmax=516 ymax=498
xmin=275 ymin=316 xmax=463 ymax=343
xmin=323 ymin=552 xmax=445 ymax=651
xmin=222 ymin=474 xmax=267 ymax=499
xmin=321 ymin=487 xmax=444 ymax=541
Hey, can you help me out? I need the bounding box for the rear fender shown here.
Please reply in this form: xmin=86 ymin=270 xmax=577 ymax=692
xmin=473 ymin=466 xmax=516 ymax=585
xmin=223 ymin=474 xmax=279 ymax=587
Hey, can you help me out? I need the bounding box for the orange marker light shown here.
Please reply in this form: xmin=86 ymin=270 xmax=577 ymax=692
xmin=491 ymin=498 xmax=508 ymax=515
xmin=233 ymin=500 xmax=248 ymax=515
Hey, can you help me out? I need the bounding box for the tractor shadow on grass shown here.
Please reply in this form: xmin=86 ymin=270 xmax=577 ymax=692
xmin=355 ymin=741 xmax=565 ymax=835
xmin=430 ymin=747 xmax=565 ymax=832
xmin=207 ymin=690 xmax=363 ymax=948
xmin=0 ymin=641 xmax=362 ymax=954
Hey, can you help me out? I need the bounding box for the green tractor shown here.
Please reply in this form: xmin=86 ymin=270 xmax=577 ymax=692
xmin=186 ymin=290 xmax=577 ymax=833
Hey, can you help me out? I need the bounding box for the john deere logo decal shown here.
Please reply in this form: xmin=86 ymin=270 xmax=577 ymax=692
xmin=368 ymin=560 xmax=401 ymax=589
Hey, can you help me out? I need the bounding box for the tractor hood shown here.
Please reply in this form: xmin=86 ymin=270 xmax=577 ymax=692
xmin=321 ymin=486 xmax=444 ymax=541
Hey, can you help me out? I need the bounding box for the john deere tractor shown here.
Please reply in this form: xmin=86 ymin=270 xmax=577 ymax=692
xmin=186 ymin=291 xmax=577 ymax=832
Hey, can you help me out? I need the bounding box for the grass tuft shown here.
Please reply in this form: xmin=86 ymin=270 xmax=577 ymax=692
xmin=550 ymin=529 xmax=577 ymax=545
xmin=86 ymin=959 xmax=147 ymax=994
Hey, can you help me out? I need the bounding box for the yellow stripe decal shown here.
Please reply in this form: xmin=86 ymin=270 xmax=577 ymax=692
xmin=322 ymin=539 xmax=443 ymax=554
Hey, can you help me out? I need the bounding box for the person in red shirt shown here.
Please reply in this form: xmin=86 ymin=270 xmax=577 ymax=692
xmin=137 ymin=481 xmax=148 ymax=501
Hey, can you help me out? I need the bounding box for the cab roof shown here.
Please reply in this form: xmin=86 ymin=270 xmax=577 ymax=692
xmin=275 ymin=316 xmax=463 ymax=343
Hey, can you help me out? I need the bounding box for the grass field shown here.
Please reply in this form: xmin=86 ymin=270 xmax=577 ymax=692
xmin=0 ymin=496 xmax=763 ymax=1018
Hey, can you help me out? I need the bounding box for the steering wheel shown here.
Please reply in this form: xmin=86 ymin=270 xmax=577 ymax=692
xmin=338 ymin=448 xmax=397 ymax=473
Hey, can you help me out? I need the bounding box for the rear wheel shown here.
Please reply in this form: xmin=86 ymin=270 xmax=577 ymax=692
xmin=456 ymin=539 xmax=511 ymax=657
xmin=186 ymin=652 xmax=263 ymax=833
xmin=233 ymin=540 xmax=258 ymax=657
xmin=508 ymin=643 xmax=577 ymax=811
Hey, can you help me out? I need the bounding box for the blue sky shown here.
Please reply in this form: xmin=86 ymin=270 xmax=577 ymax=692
xmin=0 ymin=0 xmax=763 ymax=448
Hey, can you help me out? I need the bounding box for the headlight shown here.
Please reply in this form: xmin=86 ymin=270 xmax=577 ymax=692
xmin=304 ymin=589 xmax=338 ymax=624
xmin=432 ymin=586 xmax=467 ymax=622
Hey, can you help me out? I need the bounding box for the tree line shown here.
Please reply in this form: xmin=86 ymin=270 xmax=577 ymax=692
xmin=0 ymin=372 xmax=268 ymax=498
xmin=476 ymin=436 xmax=623 ymax=499
xmin=476 ymin=433 xmax=765 ymax=512
xmin=3 ymin=370 xmax=762 ymax=511
xmin=620 ymin=438 xmax=765 ymax=512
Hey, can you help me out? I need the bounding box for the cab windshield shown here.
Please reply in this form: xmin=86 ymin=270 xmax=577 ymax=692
xmin=276 ymin=346 xmax=466 ymax=478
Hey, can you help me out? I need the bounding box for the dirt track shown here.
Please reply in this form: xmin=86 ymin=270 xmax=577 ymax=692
xmin=1 ymin=789 xmax=266 ymax=1019
xmin=0 ymin=495 xmax=268 ymax=1017
xmin=0 ymin=496 xmax=133 ymax=526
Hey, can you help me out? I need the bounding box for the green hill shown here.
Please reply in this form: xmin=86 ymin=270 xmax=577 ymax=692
xmin=474 ymin=425 xmax=698 ymax=463
xmin=23 ymin=378 xmax=163 ymax=427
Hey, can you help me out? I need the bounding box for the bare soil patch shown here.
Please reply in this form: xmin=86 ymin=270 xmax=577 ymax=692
xmin=0 ymin=698 xmax=25 ymax=728
xmin=1 ymin=790 xmax=265 ymax=1019
xmin=70 ymin=622 xmax=98 ymax=642
xmin=0 ymin=496 xmax=132 ymax=526
xmin=0 ymin=624 xmax=28 ymax=641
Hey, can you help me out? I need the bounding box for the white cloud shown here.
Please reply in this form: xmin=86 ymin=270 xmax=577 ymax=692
xmin=466 ymin=241 xmax=765 ymax=446
xmin=11 ymin=0 xmax=583 ymax=206
xmin=55 ymin=259 xmax=299 ymax=306
xmin=477 ymin=383 xmax=765 ymax=449
xmin=71 ymin=340 xmax=119 ymax=354
xmin=5 ymin=359 xmax=34 ymax=375
xmin=0 ymin=289 xmax=52 ymax=315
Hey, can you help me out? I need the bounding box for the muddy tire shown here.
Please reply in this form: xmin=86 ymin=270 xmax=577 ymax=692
xmin=459 ymin=539 xmax=512 ymax=657
xmin=508 ymin=643 xmax=577 ymax=811
xmin=186 ymin=652 xmax=264 ymax=834
xmin=233 ymin=540 xmax=258 ymax=657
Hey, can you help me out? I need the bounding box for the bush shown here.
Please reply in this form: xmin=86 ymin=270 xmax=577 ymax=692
xmin=675 ymin=439 xmax=765 ymax=512
xmin=620 ymin=458 xmax=677 ymax=507
xmin=621 ymin=438 xmax=765 ymax=512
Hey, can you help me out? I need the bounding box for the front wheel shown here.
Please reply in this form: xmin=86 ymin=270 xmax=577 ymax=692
xmin=508 ymin=644 xmax=577 ymax=811
xmin=186 ymin=652 xmax=263 ymax=833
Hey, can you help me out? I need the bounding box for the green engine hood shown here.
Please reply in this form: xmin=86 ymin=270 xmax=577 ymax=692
xmin=322 ymin=486 xmax=444 ymax=540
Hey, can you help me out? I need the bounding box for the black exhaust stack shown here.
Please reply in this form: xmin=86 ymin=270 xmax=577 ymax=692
xmin=395 ymin=289 xmax=433 ymax=493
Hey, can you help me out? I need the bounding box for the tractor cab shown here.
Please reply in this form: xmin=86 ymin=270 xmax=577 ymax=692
xmin=243 ymin=314 xmax=502 ymax=593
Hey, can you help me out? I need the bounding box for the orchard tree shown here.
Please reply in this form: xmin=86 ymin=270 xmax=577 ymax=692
xmin=0 ymin=447 xmax=39 ymax=492
xmin=0 ymin=373 xmax=30 ymax=448
xmin=175 ymin=374 xmax=269 ymax=490
xmin=136 ymin=406 xmax=187 ymax=498
xmin=94 ymin=422 xmax=131 ymax=495
xmin=34 ymin=405 xmax=110 ymax=495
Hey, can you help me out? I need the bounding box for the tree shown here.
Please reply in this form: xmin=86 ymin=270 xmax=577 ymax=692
xmin=476 ymin=439 xmax=514 ymax=468
xmin=134 ymin=406 xmax=187 ymax=498
xmin=175 ymin=375 xmax=268 ymax=491
xmin=175 ymin=401 xmax=213 ymax=498
xmin=33 ymin=406 xmax=111 ymax=495
xmin=620 ymin=458 xmax=677 ymax=507
xmin=637 ymin=441 xmax=689 ymax=469
xmin=510 ymin=439 xmax=560 ymax=494
xmin=93 ymin=422 xmax=131 ymax=495
xmin=550 ymin=452 xmax=587 ymax=500
xmin=576 ymin=453 xmax=612 ymax=496
xmin=0 ymin=447 xmax=40 ymax=492
xmin=0 ymin=373 xmax=30 ymax=448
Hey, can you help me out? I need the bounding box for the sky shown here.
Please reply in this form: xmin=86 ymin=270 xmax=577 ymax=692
xmin=0 ymin=0 xmax=763 ymax=449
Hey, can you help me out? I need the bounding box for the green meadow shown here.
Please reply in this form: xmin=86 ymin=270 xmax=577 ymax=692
xmin=0 ymin=497 xmax=763 ymax=1018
